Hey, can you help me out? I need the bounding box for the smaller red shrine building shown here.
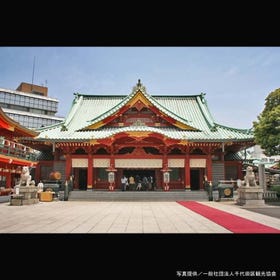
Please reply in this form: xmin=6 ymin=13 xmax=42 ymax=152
xmin=24 ymin=80 xmax=254 ymax=191
xmin=0 ymin=107 xmax=38 ymax=189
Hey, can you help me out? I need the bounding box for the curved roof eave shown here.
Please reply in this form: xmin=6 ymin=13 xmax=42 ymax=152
xmin=35 ymin=126 xmax=254 ymax=142
xmin=0 ymin=107 xmax=39 ymax=137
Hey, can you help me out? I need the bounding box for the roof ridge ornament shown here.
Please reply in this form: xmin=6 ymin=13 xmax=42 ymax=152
xmin=132 ymin=79 xmax=146 ymax=93
xmin=200 ymin=92 xmax=206 ymax=104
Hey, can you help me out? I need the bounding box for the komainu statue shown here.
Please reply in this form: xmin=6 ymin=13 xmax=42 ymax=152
xmin=243 ymin=166 xmax=257 ymax=187
xmin=16 ymin=166 xmax=34 ymax=187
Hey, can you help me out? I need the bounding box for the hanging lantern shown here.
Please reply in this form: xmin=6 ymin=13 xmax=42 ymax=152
xmin=160 ymin=164 xmax=172 ymax=191
xmin=106 ymin=165 xmax=117 ymax=191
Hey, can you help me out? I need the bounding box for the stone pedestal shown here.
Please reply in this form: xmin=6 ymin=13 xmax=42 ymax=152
xmin=10 ymin=186 xmax=39 ymax=206
xmin=236 ymin=186 xmax=265 ymax=207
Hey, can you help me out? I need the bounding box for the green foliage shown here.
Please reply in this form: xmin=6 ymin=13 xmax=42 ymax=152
xmin=263 ymin=89 xmax=280 ymax=114
xmin=253 ymin=88 xmax=280 ymax=156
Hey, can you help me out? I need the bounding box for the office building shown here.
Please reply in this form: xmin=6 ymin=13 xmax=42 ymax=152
xmin=0 ymin=82 xmax=64 ymax=129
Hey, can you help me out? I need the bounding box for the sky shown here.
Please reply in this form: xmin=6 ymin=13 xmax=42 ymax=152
xmin=0 ymin=46 xmax=279 ymax=129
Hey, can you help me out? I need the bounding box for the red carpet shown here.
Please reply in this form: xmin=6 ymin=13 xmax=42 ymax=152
xmin=177 ymin=201 xmax=280 ymax=233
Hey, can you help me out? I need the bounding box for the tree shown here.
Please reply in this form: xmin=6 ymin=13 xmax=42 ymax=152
xmin=253 ymin=88 xmax=280 ymax=156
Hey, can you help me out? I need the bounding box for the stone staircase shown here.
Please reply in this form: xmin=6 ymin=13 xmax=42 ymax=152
xmin=68 ymin=190 xmax=209 ymax=201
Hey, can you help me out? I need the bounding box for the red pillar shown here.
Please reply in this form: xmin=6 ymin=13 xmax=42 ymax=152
xmin=206 ymin=154 xmax=212 ymax=182
xmin=237 ymin=161 xmax=243 ymax=179
xmin=65 ymin=153 xmax=72 ymax=180
xmin=87 ymin=154 xmax=93 ymax=190
xmin=6 ymin=172 xmax=12 ymax=188
xmin=74 ymin=168 xmax=79 ymax=189
xmin=162 ymin=147 xmax=168 ymax=190
xmin=185 ymin=153 xmax=190 ymax=190
xmin=35 ymin=162 xmax=40 ymax=183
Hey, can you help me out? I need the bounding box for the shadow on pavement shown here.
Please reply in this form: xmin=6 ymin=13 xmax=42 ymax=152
xmin=244 ymin=201 xmax=280 ymax=219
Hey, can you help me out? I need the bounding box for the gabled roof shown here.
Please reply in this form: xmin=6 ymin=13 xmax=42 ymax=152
xmin=80 ymin=80 xmax=197 ymax=131
xmin=35 ymin=81 xmax=254 ymax=142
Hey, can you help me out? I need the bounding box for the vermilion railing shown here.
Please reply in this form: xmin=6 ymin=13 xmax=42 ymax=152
xmin=0 ymin=137 xmax=38 ymax=161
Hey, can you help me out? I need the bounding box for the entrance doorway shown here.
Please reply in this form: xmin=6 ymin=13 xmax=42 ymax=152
xmin=190 ymin=169 xmax=201 ymax=190
xmin=78 ymin=168 xmax=87 ymax=190
xmin=122 ymin=169 xmax=156 ymax=191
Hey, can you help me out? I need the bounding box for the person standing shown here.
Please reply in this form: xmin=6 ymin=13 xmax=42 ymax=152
xmin=148 ymin=175 xmax=153 ymax=191
xmin=121 ymin=175 xmax=128 ymax=191
xmin=129 ymin=175 xmax=135 ymax=191
xmin=136 ymin=179 xmax=142 ymax=191
xmin=142 ymin=176 xmax=148 ymax=191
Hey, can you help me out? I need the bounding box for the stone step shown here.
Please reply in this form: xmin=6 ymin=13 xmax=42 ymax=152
xmin=68 ymin=190 xmax=208 ymax=201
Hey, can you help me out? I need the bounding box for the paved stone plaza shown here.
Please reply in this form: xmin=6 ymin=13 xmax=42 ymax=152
xmin=1 ymin=200 xmax=280 ymax=233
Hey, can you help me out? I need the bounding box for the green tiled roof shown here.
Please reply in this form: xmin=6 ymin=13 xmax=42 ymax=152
xmin=92 ymin=87 xmax=196 ymax=130
xmin=35 ymin=82 xmax=254 ymax=142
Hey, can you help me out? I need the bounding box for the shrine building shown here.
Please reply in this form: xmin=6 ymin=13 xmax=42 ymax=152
xmin=0 ymin=107 xmax=38 ymax=189
xmin=24 ymin=80 xmax=254 ymax=191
